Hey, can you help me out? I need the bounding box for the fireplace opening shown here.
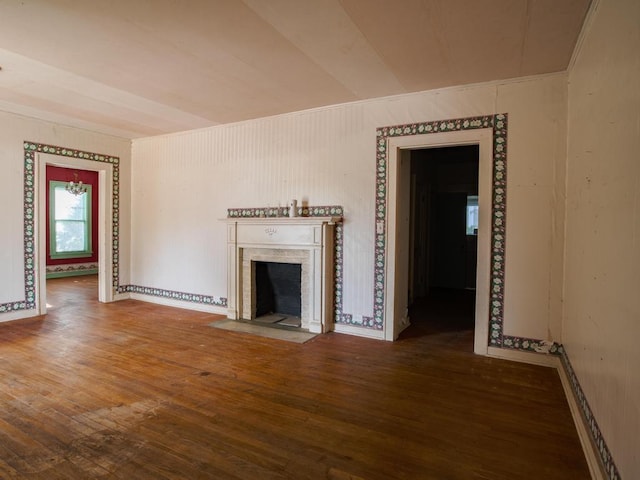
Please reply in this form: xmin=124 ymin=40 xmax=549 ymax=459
xmin=255 ymin=261 xmax=302 ymax=324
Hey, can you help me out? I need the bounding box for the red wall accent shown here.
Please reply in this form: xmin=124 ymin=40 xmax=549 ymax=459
xmin=46 ymin=166 xmax=99 ymax=266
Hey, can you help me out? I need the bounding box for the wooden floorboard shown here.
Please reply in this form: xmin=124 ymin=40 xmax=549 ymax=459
xmin=0 ymin=277 xmax=590 ymax=479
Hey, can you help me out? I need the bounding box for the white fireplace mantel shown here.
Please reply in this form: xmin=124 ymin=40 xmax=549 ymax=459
xmin=224 ymin=216 xmax=341 ymax=333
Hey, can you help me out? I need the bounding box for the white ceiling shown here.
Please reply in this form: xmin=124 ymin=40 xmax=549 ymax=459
xmin=0 ymin=0 xmax=591 ymax=139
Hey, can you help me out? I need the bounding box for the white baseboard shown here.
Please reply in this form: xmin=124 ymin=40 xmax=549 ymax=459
xmin=0 ymin=308 xmax=40 ymax=323
xmin=556 ymin=359 xmax=607 ymax=480
xmin=129 ymin=293 xmax=227 ymax=315
xmin=488 ymin=346 xmax=606 ymax=480
xmin=333 ymin=323 xmax=385 ymax=339
xmin=113 ymin=292 xmax=131 ymax=302
xmin=487 ymin=346 xmax=560 ymax=367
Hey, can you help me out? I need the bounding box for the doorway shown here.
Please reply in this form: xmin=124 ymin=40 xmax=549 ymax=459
xmin=407 ymin=145 xmax=479 ymax=348
xmin=36 ymin=152 xmax=115 ymax=314
xmin=383 ymin=128 xmax=493 ymax=354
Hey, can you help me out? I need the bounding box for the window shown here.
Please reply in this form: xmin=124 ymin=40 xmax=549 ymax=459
xmin=50 ymin=181 xmax=92 ymax=258
xmin=466 ymin=195 xmax=478 ymax=235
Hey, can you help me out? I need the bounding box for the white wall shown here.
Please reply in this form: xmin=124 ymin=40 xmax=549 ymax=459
xmin=498 ymin=77 xmax=568 ymax=341
xmin=565 ymin=0 xmax=640 ymax=477
xmin=131 ymin=73 xmax=567 ymax=342
xmin=0 ymin=110 xmax=131 ymax=320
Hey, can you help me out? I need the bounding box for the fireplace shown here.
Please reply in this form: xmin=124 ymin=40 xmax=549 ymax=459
xmin=254 ymin=261 xmax=301 ymax=318
xmin=225 ymin=216 xmax=340 ymax=333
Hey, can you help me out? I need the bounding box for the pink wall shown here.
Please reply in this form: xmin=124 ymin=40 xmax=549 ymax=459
xmin=46 ymin=165 xmax=99 ymax=266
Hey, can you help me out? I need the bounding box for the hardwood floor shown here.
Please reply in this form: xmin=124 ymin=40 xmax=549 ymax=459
xmin=0 ymin=276 xmax=590 ymax=479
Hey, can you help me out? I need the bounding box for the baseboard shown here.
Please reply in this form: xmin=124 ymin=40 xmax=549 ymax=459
xmin=487 ymin=346 xmax=559 ymax=368
xmin=333 ymin=323 xmax=385 ymax=339
xmin=0 ymin=308 xmax=41 ymax=323
xmin=113 ymin=292 xmax=131 ymax=302
xmin=556 ymin=358 xmax=607 ymax=480
xmin=488 ymin=345 xmax=610 ymax=480
xmin=129 ymin=293 xmax=227 ymax=315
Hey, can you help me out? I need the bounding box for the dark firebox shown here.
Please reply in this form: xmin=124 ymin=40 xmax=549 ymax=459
xmin=254 ymin=262 xmax=301 ymax=318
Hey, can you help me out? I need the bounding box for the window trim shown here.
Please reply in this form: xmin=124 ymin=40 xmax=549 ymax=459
xmin=466 ymin=195 xmax=479 ymax=236
xmin=49 ymin=180 xmax=93 ymax=259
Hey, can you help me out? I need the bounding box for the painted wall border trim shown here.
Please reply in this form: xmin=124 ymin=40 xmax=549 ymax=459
xmin=121 ymin=204 xmax=347 ymax=315
xmin=375 ymin=115 xmax=508 ymax=342
xmin=122 ymin=285 xmax=227 ymax=308
xmin=375 ymin=114 xmax=567 ymax=354
xmin=46 ymin=262 xmax=99 ymax=279
xmin=0 ymin=142 xmax=121 ymax=315
xmin=559 ymin=349 xmax=621 ymax=480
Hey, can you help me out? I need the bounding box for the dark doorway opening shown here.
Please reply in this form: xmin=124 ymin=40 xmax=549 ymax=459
xmin=406 ymin=145 xmax=479 ymax=346
xmin=255 ymin=262 xmax=301 ymax=318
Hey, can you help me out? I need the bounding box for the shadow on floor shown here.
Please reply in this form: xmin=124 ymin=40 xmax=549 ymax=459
xmin=398 ymin=287 xmax=476 ymax=349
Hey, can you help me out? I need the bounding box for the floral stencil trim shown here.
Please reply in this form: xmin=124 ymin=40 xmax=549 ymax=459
xmin=375 ymin=115 xmax=505 ymax=333
xmin=46 ymin=263 xmax=99 ymax=274
xmin=227 ymin=205 xmax=354 ymax=326
xmin=0 ymin=301 xmax=29 ymax=314
xmin=334 ymin=223 xmax=345 ymax=323
xmin=23 ymin=142 xmax=119 ymax=165
xmin=123 ymin=285 xmax=227 ymax=307
xmin=377 ymin=116 xmax=494 ymax=139
xmin=227 ymin=205 xmax=344 ymax=218
xmin=561 ymin=350 xmax=621 ymax=480
xmin=377 ymin=114 xmax=558 ymax=350
xmin=1 ymin=142 xmax=121 ymax=315
xmin=489 ymin=114 xmax=508 ymax=346
xmin=502 ymin=335 xmax=562 ymax=354
xmin=26 ymin=142 xmax=122 ymax=292
xmin=23 ymin=148 xmax=36 ymax=309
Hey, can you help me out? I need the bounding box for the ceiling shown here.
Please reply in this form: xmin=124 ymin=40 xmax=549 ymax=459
xmin=0 ymin=0 xmax=591 ymax=139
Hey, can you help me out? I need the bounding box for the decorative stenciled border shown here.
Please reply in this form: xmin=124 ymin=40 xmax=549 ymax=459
xmin=374 ymin=115 xmax=508 ymax=337
xmin=122 ymin=285 xmax=227 ymax=307
xmin=227 ymin=205 xmax=344 ymax=219
xmin=46 ymin=263 xmax=99 ymax=278
xmin=0 ymin=142 xmax=120 ymax=315
xmin=560 ymin=349 xmax=621 ymax=480
xmin=123 ymin=205 xmax=346 ymax=311
xmin=373 ymin=115 xmax=597 ymax=364
xmin=46 ymin=262 xmax=99 ymax=273
xmin=227 ymin=205 xmax=352 ymax=324
xmin=502 ymin=335 xmax=563 ymax=353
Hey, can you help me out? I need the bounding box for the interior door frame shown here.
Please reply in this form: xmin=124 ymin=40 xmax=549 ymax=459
xmin=36 ymin=153 xmax=114 ymax=313
xmin=384 ymin=128 xmax=493 ymax=355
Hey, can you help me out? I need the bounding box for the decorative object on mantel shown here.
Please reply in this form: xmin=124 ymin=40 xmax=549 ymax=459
xmin=65 ymin=172 xmax=88 ymax=196
xmin=289 ymin=199 xmax=297 ymax=217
